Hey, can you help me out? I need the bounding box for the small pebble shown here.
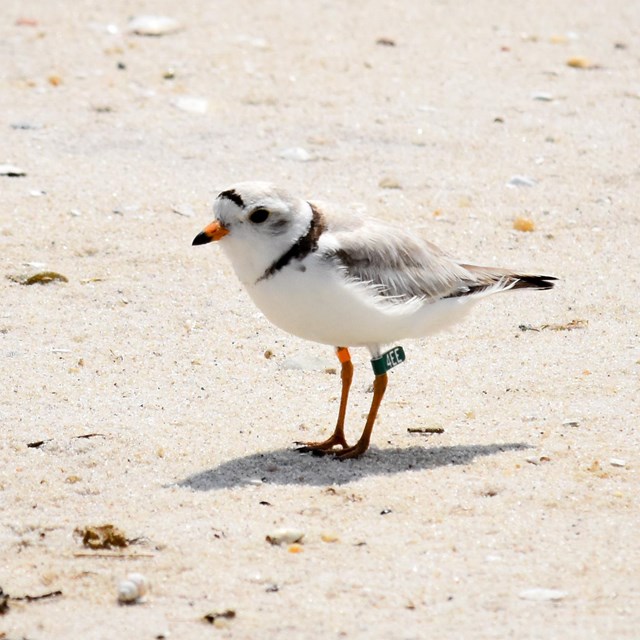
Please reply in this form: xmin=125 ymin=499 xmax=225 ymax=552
xmin=128 ymin=15 xmax=182 ymax=36
xmin=378 ymin=177 xmax=402 ymax=189
xmin=532 ymin=92 xmax=553 ymax=102
xmin=320 ymin=532 xmax=339 ymax=543
xmin=279 ymin=147 xmax=312 ymax=162
xmin=566 ymin=56 xmax=591 ymax=69
xmin=513 ymin=216 xmax=536 ymax=232
xmin=519 ymin=588 xmax=567 ymax=602
xmin=562 ymin=420 xmax=579 ymax=428
xmin=549 ymin=34 xmax=568 ymax=45
xmin=609 ymin=459 xmax=626 ymax=468
xmin=266 ymin=528 xmax=304 ymax=546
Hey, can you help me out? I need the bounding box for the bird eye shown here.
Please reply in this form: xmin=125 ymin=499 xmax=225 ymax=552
xmin=249 ymin=208 xmax=269 ymax=224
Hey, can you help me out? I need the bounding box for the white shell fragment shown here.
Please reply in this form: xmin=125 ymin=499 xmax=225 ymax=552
xmin=507 ymin=175 xmax=536 ymax=188
xmin=609 ymin=458 xmax=626 ymax=468
xmin=266 ymin=528 xmax=305 ymax=546
xmin=117 ymin=573 xmax=149 ymax=604
xmin=128 ymin=15 xmax=182 ymax=36
xmin=173 ymin=96 xmax=208 ymax=114
xmin=519 ymin=588 xmax=567 ymax=602
xmin=0 ymin=164 xmax=26 ymax=177
xmin=278 ymin=147 xmax=313 ymax=162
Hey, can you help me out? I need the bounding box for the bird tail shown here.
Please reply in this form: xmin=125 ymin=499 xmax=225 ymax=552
xmin=450 ymin=265 xmax=557 ymax=298
xmin=508 ymin=274 xmax=557 ymax=291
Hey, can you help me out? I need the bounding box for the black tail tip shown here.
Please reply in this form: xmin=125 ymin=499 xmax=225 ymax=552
xmin=515 ymin=275 xmax=557 ymax=290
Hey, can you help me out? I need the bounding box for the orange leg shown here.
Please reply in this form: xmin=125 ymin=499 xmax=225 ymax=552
xmin=298 ymin=347 xmax=353 ymax=452
xmin=335 ymin=372 xmax=388 ymax=460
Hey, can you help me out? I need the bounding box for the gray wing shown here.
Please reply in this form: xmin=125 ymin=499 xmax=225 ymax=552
xmin=320 ymin=218 xmax=479 ymax=302
xmin=313 ymin=204 xmax=556 ymax=302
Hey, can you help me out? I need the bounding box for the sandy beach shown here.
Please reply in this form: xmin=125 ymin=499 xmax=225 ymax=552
xmin=1 ymin=1 xmax=639 ymax=638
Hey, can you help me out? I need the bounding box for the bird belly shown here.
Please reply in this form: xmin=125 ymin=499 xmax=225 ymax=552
xmin=244 ymin=262 xmax=479 ymax=348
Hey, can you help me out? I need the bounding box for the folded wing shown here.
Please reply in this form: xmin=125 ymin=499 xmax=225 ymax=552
xmin=321 ymin=217 xmax=555 ymax=303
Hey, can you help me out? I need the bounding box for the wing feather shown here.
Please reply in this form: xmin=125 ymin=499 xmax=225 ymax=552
xmin=313 ymin=207 xmax=556 ymax=303
xmin=318 ymin=216 xmax=474 ymax=302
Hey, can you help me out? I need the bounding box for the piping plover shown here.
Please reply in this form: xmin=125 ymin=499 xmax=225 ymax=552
xmin=193 ymin=182 xmax=555 ymax=459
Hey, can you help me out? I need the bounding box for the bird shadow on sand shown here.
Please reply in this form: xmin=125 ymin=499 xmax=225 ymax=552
xmin=178 ymin=442 xmax=530 ymax=491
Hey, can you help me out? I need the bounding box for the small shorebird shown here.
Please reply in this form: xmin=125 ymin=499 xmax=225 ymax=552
xmin=193 ymin=182 xmax=555 ymax=459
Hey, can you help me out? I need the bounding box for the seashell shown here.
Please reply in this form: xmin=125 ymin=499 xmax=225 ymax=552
xmin=117 ymin=580 xmax=139 ymax=603
xmin=278 ymin=147 xmax=312 ymax=162
xmin=0 ymin=164 xmax=26 ymax=177
xmin=519 ymin=588 xmax=567 ymax=601
xmin=117 ymin=573 xmax=149 ymax=603
xmin=126 ymin=573 xmax=149 ymax=597
xmin=173 ymin=96 xmax=208 ymax=114
xmin=266 ymin=528 xmax=304 ymax=546
xmin=128 ymin=15 xmax=181 ymax=36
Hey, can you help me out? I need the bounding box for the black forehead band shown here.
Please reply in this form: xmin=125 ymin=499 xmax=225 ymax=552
xmin=218 ymin=189 xmax=244 ymax=208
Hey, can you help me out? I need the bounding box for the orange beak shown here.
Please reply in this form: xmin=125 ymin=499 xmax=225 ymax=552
xmin=192 ymin=220 xmax=230 ymax=245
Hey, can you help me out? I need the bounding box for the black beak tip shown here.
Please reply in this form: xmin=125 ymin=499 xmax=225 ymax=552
xmin=192 ymin=231 xmax=211 ymax=246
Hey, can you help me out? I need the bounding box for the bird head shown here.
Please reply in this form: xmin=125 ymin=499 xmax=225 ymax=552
xmin=192 ymin=182 xmax=314 ymax=284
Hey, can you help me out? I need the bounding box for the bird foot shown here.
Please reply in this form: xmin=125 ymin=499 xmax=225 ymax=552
xmin=296 ymin=435 xmax=370 ymax=460
xmin=331 ymin=441 xmax=369 ymax=460
xmin=296 ymin=433 xmax=349 ymax=455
